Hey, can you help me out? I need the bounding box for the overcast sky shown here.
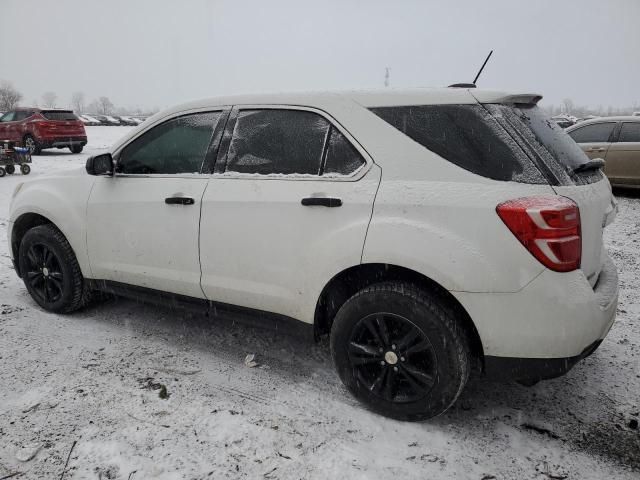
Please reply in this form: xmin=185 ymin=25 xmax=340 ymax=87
xmin=1 ymin=0 xmax=638 ymax=111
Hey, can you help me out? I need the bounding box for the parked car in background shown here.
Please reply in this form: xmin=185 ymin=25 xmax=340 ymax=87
xmin=551 ymin=115 xmax=575 ymax=129
xmin=567 ymin=116 xmax=640 ymax=188
xmin=78 ymin=115 xmax=100 ymax=126
xmin=0 ymin=108 xmax=87 ymax=154
xmin=116 ymin=116 xmax=138 ymax=126
xmin=8 ymin=89 xmax=618 ymax=420
xmin=92 ymin=114 xmax=121 ymax=126
xmin=633 ymin=112 xmax=640 ymax=117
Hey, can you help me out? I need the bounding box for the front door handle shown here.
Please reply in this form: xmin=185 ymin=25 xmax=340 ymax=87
xmin=301 ymin=197 xmax=342 ymax=207
xmin=165 ymin=196 xmax=195 ymax=205
xmin=586 ymin=147 xmax=606 ymax=153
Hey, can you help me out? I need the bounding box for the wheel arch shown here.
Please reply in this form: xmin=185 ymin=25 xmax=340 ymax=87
xmin=11 ymin=212 xmax=55 ymax=276
xmin=314 ymin=263 xmax=484 ymax=372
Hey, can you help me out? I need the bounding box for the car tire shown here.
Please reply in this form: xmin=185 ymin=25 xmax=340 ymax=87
xmin=20 ymin=164 xmax=31 ymax=175
xmin=18 ymin=224 xmax=92 ymax=313
xmin=0 ymin=167 xmax=5 ymax=177
xmin=23 ymin=135 xmax=41 ymax=155
xmin=70 ymin=145 xmax=83 ymax=154
xmin=5 ymin=164 xmax=15 ymax=174
xmin=330 ymin=282 xmax=470 ymax=421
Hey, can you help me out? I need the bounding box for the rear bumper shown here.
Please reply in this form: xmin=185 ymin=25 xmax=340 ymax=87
xmin=39 ymin=136 xmax=87 ymax=149
xmin=484 ymin=340 xmax=602 ymax=384
xmin=454 ymin=252 xmax=618 ymax=377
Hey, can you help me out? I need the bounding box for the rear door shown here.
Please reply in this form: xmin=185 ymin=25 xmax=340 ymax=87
xmin=199 ymin=106 xmax=380 ymax=322
xmin=567 ymin=121 xmax=617 ymax=160
xmin=604 ymin=121 xmax=640 ymax=186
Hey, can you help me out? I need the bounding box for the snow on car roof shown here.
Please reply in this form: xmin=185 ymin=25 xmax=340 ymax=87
xmin=156 ymin=87 xmax=543 ymax=117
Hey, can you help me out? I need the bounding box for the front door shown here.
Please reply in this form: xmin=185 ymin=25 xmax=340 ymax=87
xmin=0 ymin=112 xmax=18 ymax=142
xmin=86 ymin=110 xmax=226 ymax=298
xmin=199 ymin=107 xmax=381 ymax=322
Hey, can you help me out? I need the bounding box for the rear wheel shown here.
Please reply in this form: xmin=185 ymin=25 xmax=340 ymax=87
xmin=330 ymin=282 xmax=470 ymax=421
xmin=23 ymin=135 xmax=41 ymax=155
xmin=70 ymin=145 xmax=83 ymax=154
xmin=0 ymin=167 xmax=5 ymax=177
xmin=20 ymin=164 xmax=31 ymax=175
xmin=5 ymin=164 xmax=15 ymax=174
xmin=18 ymin=224 xmax=91 ymax=313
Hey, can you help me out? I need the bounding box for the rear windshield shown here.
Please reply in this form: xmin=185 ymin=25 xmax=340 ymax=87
xmin=370 ymin=104 xmax=546 ymax=183
xmin=486 ymin=104 xmax=597 ymax=185
xmin=40 ymin=110 xmax=79 ymax=121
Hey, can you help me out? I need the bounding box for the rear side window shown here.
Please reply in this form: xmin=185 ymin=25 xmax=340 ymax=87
xmin=323 ymin=127 xmax=366 ymax=175
xmin=567 ymin=123 xmax=616 ymax=143
xmin=370 ymin=105 xmax=545 ymax=183
xmin=118 ymin=112 xmax=221 ymax=174
xmin=619 ymin=122 xmax=640 ymax=142
xmin=226 ymin=109 xmax=330 ymax=175
xmin=40 ymin=110 xmax=79 ymax=121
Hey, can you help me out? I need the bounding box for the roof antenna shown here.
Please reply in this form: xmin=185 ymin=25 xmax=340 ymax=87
xmin=473 ymin=50 xmax=493 ymax=85
xmin=449 ymin=50 xmax=493 ymax=88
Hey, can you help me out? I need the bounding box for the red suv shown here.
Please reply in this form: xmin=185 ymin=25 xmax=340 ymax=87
xmin=0 ymin=108 xmax=87 ymax=154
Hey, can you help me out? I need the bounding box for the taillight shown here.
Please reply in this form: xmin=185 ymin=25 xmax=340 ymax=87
xmin=496 ymin=196 xmax=581 ymax=272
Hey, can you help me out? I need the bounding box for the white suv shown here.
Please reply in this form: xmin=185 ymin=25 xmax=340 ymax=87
xmin=7 ymin=88 xmax=619 ymax=420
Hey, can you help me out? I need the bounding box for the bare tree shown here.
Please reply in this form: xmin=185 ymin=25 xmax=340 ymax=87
xmin=42 ymin=91 xmax=58 ymax=108
xmin=71 ymin=91 xmax=85 ymax=113
xmin=562 ymin=98 xmax=574 ymax=115
xmin=0 ymin=81 xmax=23 ymax=110
xmin=98 ymin=96 xmax=114 ymax=115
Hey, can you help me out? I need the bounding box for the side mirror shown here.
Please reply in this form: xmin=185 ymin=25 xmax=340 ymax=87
xmin=86 ymin=153 xmax=114 ymax=176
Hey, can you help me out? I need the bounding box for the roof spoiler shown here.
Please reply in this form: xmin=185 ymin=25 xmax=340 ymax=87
xmin=470 ymin=91 xmax=543 ymax=106
xmin=499 ymin=94 xmax=543 ymax=105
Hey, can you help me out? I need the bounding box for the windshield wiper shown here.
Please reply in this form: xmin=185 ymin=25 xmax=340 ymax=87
xmin=573 ymin=158 xmax=605 ymax=174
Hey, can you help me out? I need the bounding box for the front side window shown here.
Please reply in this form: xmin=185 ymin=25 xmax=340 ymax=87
xmin=618 ymin=122 xmax=640 ymax=143
xmin=0 ymin=112 xmax=15 ymax=122
xmin=118 ymin=112 xmax=221 ymax=174
xmin=225 ymin=109 xmax=330 ymax=175
xmin=567 ymin=122 xmax=616 ymax=143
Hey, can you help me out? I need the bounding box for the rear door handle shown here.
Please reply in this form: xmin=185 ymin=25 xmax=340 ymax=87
xmin=165 ymin=196 xmax=195 ymax=205
xmin=587 ymin=147 xmax=606 ymax=152
xmin=301 ymin=197 xmax=342 ymax=207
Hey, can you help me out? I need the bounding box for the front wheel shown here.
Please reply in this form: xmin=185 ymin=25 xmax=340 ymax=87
xmin=330 ymin=282 xmax=470 ymax=421
xmin=70 ymin=145 xmax=83 ymax=154
xmin=20 ymin=164 xmax=31 ymax=175
xmin=18 ymin=224 xmax=91 ymax=313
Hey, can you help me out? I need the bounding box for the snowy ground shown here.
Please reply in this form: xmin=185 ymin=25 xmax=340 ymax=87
xmin=0 ymin=127 xmax=638 ymax=479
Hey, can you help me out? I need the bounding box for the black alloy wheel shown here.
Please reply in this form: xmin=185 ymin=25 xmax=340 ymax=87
xmin=24 ymin=242 xmax=65 ymax=305
xmin=347 ymin=312 xmax=437 ymax=403
xmin=19 ymin=224 xmax=91 ymax=313
xmin=331 ymin=282 xmax=470 ymax=421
